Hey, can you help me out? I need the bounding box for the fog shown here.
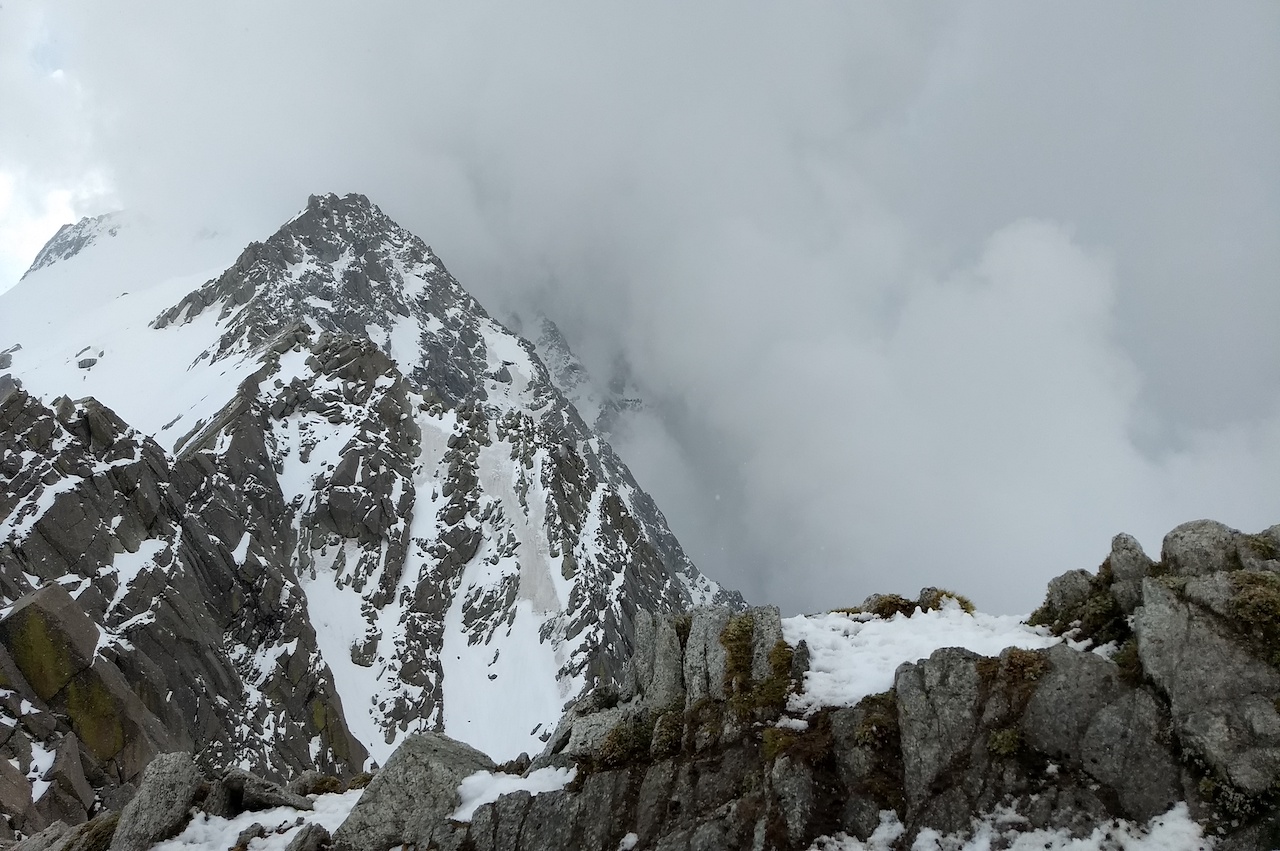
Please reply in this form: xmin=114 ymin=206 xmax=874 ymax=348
xmin=2 ymin=1 xmax=1278 ymax=613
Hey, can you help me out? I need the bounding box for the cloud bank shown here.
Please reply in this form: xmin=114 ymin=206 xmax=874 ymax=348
xmin=2 ymin=1 xmax=1278 ymax=613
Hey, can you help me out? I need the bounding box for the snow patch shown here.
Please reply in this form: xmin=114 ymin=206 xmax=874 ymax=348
xmin=451 ymin=766 xmax=577 ymax=822
xmin=808 ymin=802 xmax=1212 ymax=850
xmin=153 ymin=788 xmax=363 ymax=851
xmin=783 ymin=608 xmax=1060 ymax=716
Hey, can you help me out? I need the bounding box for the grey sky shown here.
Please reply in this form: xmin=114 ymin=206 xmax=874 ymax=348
xmin=2 ymin=1 xmax=1278 ymax=614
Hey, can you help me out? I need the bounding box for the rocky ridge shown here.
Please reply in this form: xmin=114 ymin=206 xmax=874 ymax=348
xmin=5 ymin=518 xmax=1278 ymax=849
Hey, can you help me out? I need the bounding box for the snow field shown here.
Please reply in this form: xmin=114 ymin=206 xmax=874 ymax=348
xmin=782 ymin=602 xmax=1061 ymax=717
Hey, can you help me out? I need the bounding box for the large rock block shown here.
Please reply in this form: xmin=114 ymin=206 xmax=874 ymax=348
xmin=109 ymin=752 xmax=202 ymax=851
xmin=332 ymin=732 xmax=494 ymax=851
xmin=0 ymin=584 xmax=99 ymax=702
xmin=682 ymin=607 xmax=730 ymax=705
xmin=1161 ymin=519 xmax=1243 ymax=577
xmin=1108 ymin=533 xmax=1153 ymax=612
xmin=1135 ymin=579 xmax=1280 ymax=795
xmin=894 ymin=647 xmax=983 ymax=812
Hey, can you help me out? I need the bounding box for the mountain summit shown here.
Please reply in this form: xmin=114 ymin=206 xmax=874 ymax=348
xmin=0 ymin=193 xmax=742 ymax=826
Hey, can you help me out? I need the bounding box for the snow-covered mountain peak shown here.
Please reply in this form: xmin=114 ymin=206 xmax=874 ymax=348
xmin=1 ymin=192 xmax=743 ymax=778
xmin=20 ymin=211 xmax=124 ymax=279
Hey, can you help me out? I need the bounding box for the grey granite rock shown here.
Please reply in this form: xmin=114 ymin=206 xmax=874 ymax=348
xmin=109 ymin=752 xmax=202 ymax=851
xmin=331 ymin=732 xmax=494 ymax=851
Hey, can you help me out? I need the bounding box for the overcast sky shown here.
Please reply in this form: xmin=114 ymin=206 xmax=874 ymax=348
xmin=2 ymin=1 xmax=1278 ymax=614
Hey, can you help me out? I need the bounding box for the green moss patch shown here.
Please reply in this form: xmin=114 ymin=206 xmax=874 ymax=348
xmin=64 ymin=673 xmax=126 ymax=760
xmin=762 ymin=710 xmax=833 ymax=764
xmin=1229 ymin=571 xmax=1280 ymax=667
xmin=917 ymin=588 xmax=976 ymax=614
xmin=719 ymin=614 xmax=795 ymax=720
xmin=853 ymin=691 xmax=899 ymax=750
xmin=6 ymin=609 xmax=80 ymax=701
xmin=597 ymin=714 xmax=654 ymax=769
xmin=650 ymin=710 xmax=683 ymax=759
xmin=987 ymin=727 xmax=1022 ymax=757
xmin=1003 ymin=647 xmax=1049 ymax=684
xmin=1113 ymin=638 xmax=1143 ymax=685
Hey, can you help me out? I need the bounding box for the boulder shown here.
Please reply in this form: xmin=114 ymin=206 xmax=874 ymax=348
xmin=331 ymin=732 xmax=495 ymax=851
xmin=1108 ymin=533 xmax=1153 ymax=612
xmin=11 ymin=821 xmax=70 ymax=851
xmin=45 ymin=812 xmax=120 ymax=851
xmin=108 ymin=752 xmax=202 ymax=851
xmin=46 ymin=734 xmax=95 ymax=814
xmin=0 ymin=754 xmax=33 ymax=831
xmin=1043 ymin=569 xmax=1093 ymax=614
xmin=1078 ymin=689 xmax=1181 ymax=820
xmin=221 ymin=767 xmax=313 ymax=812
xmin=284 ymin=823 xmax=331 ymax=851
xmin=1161 ymin=519 xmax=1241 ymax=576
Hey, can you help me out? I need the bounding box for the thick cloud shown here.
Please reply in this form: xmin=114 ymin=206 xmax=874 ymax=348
xmin=1 ymin=1 xmax=1277 ymax=613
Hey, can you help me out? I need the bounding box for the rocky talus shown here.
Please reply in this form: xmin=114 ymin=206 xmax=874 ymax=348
xmin=7 ymin=517 xmax=1278 ymax=849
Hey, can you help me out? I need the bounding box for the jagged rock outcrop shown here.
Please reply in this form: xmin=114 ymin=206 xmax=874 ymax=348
xmin=0 ymin=382 xmax=365 ymax=833
xmin=315 ymin=521 xmax=1280 ymax=850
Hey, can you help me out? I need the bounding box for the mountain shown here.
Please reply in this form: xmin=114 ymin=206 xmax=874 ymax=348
xmin=0 ymin=193 xmax=742 ymax=833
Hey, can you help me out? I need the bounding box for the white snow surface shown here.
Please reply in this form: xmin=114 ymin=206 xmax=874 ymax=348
xmin=451 ymin=765 xmax=577 ymax=822
xmin=26 ymin=739 xmax=54 ymax=802
xmin=152 ymin=789 xmax=363 ymax=851
xmin=783 ymin=603 xmax=1061 ymax=716
xmin=809 ymin=803 xmax=1213 ymax=850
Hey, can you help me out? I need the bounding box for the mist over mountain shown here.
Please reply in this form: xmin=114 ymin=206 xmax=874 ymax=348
xmin=2 ymin=193 xmax=1280 ymax=850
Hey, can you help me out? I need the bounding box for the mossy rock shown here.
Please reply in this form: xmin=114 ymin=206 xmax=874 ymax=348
xmin=1028 ymin=561 xmax=1130 ymax=648
xmin=1112 ymin=638 xmax=1143 ymax=685
xmin=1231 ymin=571 xmax=1280 ymax=652
xmin=64 ymin=672 xmax=126 ymax=760
xmin=597 ymin=714 xmax=653 ymax=769
xmin=987 ymin=727 xmax=1022 ymax=757
xmin=1002 ymin=647 xmax=1049 ymax=684
xmin=5 ymin=607 xmax=85 ymax=701
xmin=62 ymin=811 xmax=120 ymax=851
xmin=347 ymin=771 xmax=374 ymax=789
xmin=720 ymin=612 xmax=755 ymax=697
xmin=650 ymin=710 xmax=684 ymax=759
xmin=720 ymin=612 xmax=796 ymax=721
xmin=853 ymin=691 xmax=899 ymax=750
xmin=762 ymin=727 xmax=795 ymax=761
xmin=917 ymin=588 xmax=976 ymax=614
xmin=761 ymin=711 xmax=833 ymax=764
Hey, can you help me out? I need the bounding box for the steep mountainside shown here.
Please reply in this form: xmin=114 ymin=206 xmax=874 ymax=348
xmin=0 ymin=193 xmax=742 ymax=832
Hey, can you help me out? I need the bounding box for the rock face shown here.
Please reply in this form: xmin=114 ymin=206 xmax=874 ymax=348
xmin=0 ymin=381 xmax=365 ymax=830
